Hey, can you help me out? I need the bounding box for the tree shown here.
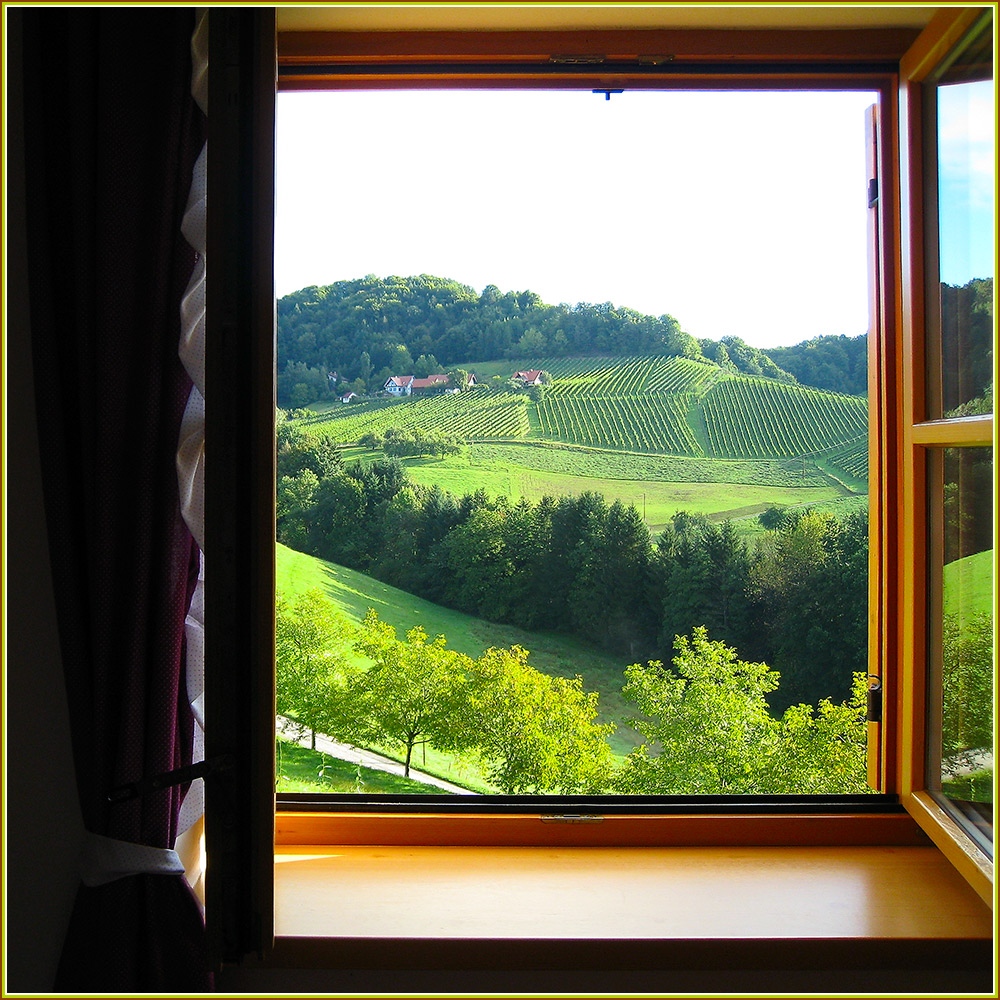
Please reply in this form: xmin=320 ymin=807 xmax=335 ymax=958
xmin=275 ymin=590 xmax=354 ymax=750
xmin=941 ymin=612 xmax=993 ymax=762
xmin=466 ymin=645 xmax=614 ymax=794
xmin=615 ymin=627 xmax=870 ymax=795
xmin=616 ymin=627 xmax=782 ymax=794
xmin=351 ymin=612 xmax=473 ymax=777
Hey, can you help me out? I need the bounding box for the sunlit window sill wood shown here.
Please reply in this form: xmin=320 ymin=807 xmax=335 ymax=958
xmin=267 ymin=843 xmax=993 ymax=979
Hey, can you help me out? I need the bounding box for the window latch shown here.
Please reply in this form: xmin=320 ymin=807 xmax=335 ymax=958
xmin=866 ymin=675 xmax=882 ymax=724
xmin=108 ymin=754 xmax=236 ymax=803
xmin=867 ymin=177 xmax=879 ymax=208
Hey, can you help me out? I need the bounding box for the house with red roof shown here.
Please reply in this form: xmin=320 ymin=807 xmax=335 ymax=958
xmin=514 ymin=369 xmax=543 ymax=386
xmin=383 ymin=375 xmax=415 ymax=395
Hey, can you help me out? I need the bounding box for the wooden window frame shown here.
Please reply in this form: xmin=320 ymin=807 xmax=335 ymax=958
xmin=205 ymin=8 xmax=994 ymax=966
xmin=895 ymin=5 xmax=994 ymax=905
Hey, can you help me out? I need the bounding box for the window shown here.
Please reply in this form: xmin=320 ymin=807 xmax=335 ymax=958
xmin=273 ymin=85 xmax=881 ymax=804
xmin=895 ymin=6 xmax=994 ymax=892
xmin=204 ymin=8 xmax=995 ymax=966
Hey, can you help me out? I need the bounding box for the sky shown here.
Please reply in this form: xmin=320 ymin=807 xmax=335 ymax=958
xmin=276 ymin=88 xmax=885 ymax=350
xmin=936 ymin=79 xmax=995 ymax=288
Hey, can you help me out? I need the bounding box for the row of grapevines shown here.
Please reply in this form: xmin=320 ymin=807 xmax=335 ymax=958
xmin=826 ymin=437 xmax=869 ymax=480
xmin=700 ymin=378 xmax=867 ymax=458
xmin=644 ymin=356 xmax=719 ymax=394
xmin=534 ymin=393 xmax=700 ymax=455
xmin=303 ymin=392 xmax=530 ymax=443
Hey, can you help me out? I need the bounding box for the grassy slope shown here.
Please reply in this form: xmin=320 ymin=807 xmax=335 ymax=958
xmin=942 ymin=549 xmax=994 ymax=622
xmin=276 ymin=737 xmax=444 ymax=795
xmin=343 ymin=443 xmax=849 ymax=537
xmin=276 ymin=543 xmax=642 ymax=757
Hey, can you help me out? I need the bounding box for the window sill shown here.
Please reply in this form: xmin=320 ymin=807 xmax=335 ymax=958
xmin=266 ymin=841 xmax=993 ymax=979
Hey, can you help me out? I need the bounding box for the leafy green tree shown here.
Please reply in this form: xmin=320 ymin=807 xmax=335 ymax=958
xmin=616 ymin=627 xmax=782 ymax=794
xmin=275 ymin=590 xmax=354 ymax=749
xmin=751 ymin=510 xmax=867 ymax=709
xmin=276 ymin=469 xmax=320 ymax=552
xmin=770 ymin=671 xmax=869 ymax=793
xmin=413 ymin=353 xmax=441 ymax=377
xmin=351 ymin=612 xmax=474 ymax=777
xmin=615 ymin=627 xmax=870 ymax=795
xmin=466 ymin=645 xmax=614 ymax=794
xmin=941 ymin=611 xmax=993 ymax=760
xmin=656 ymin=516 xmax=752 ymax=656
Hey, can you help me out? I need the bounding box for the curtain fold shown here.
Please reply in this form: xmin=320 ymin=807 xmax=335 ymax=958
xmin=22 ymin=9 xmax=212 ymax=991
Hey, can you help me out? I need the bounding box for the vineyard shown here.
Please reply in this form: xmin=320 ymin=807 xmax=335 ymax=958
xmin=535 ymin=393 xmax=700 ymax=455
xmin=699 ymin=378 xmax=868 ymax=459
xmin=294 ymin=356 xmax=870 ymax=478
xmin=304 ymin=391 xmax=530 ymax=443
xmin=825 ymin=437 xmax=869 ymax=482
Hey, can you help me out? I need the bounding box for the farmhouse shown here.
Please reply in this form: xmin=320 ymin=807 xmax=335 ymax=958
xmin=384 ymin=374 xmax=414 ymax=395
xmin=411 ymin=374 xmax=450 ymax=391
xmin=340 ymin=391 xmax=358 ymax=404
xmin=384 ymin=373 xmax=451 ymax=395
xmin=514 ymin=369 xmax=543 ymax=385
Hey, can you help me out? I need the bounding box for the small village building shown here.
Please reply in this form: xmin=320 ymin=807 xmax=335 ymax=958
xmin=384 ymin=375 xmax=415 ymax=395
xmin=514 ymin=369 xmax=543 ymax=385
xmin=410 ymin=374 xmax=450 ymax=391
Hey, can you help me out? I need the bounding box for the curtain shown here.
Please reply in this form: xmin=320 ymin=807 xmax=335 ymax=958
xmin=23 ymin=10 xmax=212 ymax=991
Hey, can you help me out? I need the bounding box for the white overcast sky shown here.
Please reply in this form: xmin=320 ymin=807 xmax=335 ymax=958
xmin=276 ymin=89 xmax=884 ymax=350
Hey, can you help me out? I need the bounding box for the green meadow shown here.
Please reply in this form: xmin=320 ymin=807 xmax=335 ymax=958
xmin=276 ymin=543 xmax=643 ymax=758
xmin=342 ymin=442 xmax=852 ymax=536
xmin=943 ymin=549 xmax=994 ymax=622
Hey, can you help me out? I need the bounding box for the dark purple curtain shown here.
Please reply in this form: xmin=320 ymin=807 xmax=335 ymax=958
xmin=22 ymin=11 xmax=211 ymax=992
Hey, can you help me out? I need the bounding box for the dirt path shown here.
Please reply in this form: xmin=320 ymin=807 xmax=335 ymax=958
xmin=276 ymin=715 xmax=477 ymax=795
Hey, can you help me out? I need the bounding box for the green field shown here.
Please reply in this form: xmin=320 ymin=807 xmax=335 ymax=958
xmin=343 ymin=442 xmax=854 ymax=536
xmin=276 ymin=737 xmax=446 ymax=794
xmin=277 ymin=543 xmax=643 ymax=757
xmin=943 ymin=549 xmax=994 ymax=622
xmin=293 ymin=354 xmax=867 ymax=528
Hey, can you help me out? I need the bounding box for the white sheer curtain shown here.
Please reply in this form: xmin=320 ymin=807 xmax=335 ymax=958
xmin=175 ymin=8 xmax=208 ymax=896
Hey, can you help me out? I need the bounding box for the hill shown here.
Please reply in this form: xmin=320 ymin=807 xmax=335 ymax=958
xmin=294 ymin=353 xmax=868 ymax=487
xmin=276 ymin=275 xmax=799 ymax=407
xmin=276 ymin=543 xmax=643 ymax=756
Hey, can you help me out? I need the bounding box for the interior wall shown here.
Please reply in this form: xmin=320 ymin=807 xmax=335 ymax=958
xmin=4 ymin=11 xmax=87 ymax=992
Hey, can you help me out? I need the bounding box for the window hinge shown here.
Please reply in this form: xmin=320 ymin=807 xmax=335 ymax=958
xmin=549 ymin=54 xmax=606 ymax=65
xmin=867 ymin=177 xmax=879 ymax=208
xmin=540 ymin=814 xmax=605 ymax=824
xmin=108 ymin=753 xmax=236 ymax=803
xmin=866 ymin=675 xmax=882 ymax=724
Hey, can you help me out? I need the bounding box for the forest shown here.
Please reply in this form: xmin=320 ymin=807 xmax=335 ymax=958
xmin=276 ymin=428 xmax=867 ymax=713
xmin=276 ymin=274 xmax=803 ymax=407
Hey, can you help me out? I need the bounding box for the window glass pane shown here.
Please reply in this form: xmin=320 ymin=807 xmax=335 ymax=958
xmin=927 ymin=445 xmax=993 ymax=853
xmin=928 ymin=17 xmax=994 ymax=417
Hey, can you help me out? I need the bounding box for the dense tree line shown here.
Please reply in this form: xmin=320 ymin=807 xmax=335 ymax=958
xmin=276 ymin=275 xmax=798 ymax=407
xmin=763 ymin=333 xmax=869 ymax=396
xmin=277 ymin=426 xmax=868 ymax=710
xmin=760 ymin=277 xmax=994 ymax=400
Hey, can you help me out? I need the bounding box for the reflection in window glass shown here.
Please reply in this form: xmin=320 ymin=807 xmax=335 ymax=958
xmin=929 ymin=16 xmax=994 ymax=416
xmin=928 ymin=446 xmax=993 ymax=852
